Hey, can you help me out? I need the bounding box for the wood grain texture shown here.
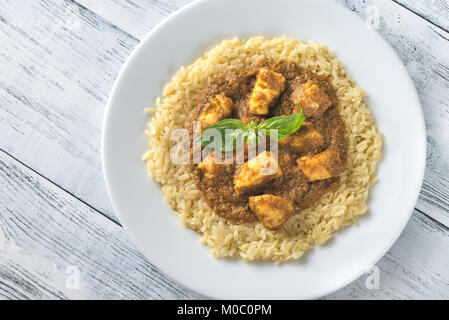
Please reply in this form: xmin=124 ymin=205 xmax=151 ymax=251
xmin=394 ymin=0 xmax=449 ymax=33
xmin=0 ymin=0 xmax=138 ymax=222
xmin=0 ymin=150 xmax=199 ymax=299
xmin=1 ymin=149 xmax=448 ymax=299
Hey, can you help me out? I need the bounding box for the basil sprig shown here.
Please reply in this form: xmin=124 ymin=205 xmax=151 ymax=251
xmin=198 ymin=105 xmax=305 ymax=152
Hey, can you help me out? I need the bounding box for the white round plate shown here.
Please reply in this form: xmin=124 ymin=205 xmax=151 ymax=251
xmin=102 ymin=0 xmax=426 ymax=299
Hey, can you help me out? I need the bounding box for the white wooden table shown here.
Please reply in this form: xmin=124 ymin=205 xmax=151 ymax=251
xmin=0 ymin=0 xmax=448 ymax=300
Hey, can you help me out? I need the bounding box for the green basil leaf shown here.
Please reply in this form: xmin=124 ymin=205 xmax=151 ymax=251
xmin=196 ymin=104 xmax=305 ymax=151
xmin=221 ymin=129 xmax=246 ymax=152
xmin=257 ymin=104 xmax=305 ymax=141
xmin=199 ymin=119 xmax=247 ymax=151
xmin=208 ymin=118 xmax=248 ymax=131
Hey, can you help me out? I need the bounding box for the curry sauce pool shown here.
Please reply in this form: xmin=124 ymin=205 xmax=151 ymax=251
xmin=192 ymin=61 xmax=348 ymax=228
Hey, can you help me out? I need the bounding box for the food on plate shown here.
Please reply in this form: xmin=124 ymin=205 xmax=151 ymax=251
xmin=144 ymin=37 xmax=382 ymax=262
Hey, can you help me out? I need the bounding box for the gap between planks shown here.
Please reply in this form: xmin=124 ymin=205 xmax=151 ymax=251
xmin=415 ymin=206 xmax=449 ymax=231
xmin=0 ymin=147 xmax=121 ymax=227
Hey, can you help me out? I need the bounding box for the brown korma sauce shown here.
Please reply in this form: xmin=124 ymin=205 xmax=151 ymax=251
xmin=191 ymin=61 xmax=347 ymax=224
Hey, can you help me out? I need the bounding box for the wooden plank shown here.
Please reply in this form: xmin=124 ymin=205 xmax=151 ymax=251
xmin=0 ymin=0 xmax=447 ymax=226
xmin=0 ymin=0 xmax=140 ymax=222
xmin=1 ymin=149 xmax=448 ymax=299
xmin=76 ymin=0 xmax=192 ymax=40
xmin=394 ymin=0 xmax=449 ymax=33
xmin=0 ymin=150 xmax=199 ymax=299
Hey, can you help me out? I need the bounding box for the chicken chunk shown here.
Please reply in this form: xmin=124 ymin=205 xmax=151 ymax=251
xmin=249 ymin=194 xmax=294 ymax=229
xmin=297 ymin=148 xmax=344 ymax=181
xmin=198 ymin=152 xmax=222 ymax=180
xmin=197 ymin=93 xmax=233 ymax=132
xmin=249 ymin=68 xmax=286 ymax=115
xmin=291 ymin=81 xmax=332 ymax=117
xmin=234 ymin=151 xmax=282 ymax=195
xmin=279 ymin=122 xmax=324 ymax=153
